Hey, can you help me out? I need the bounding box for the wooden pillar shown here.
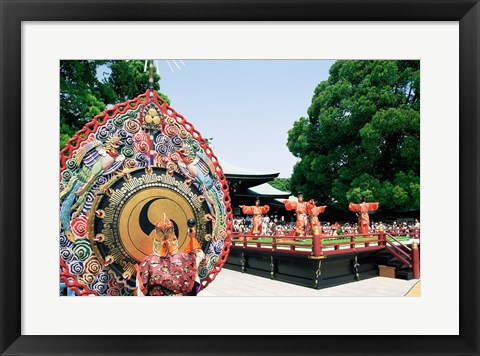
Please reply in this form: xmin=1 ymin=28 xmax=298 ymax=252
xmin=379 ymin=231 xmax=385 ymax=247
xmin=312 ymin=228 xmax=322 ymax=257
xmin=412 ymin=241 xmax=420 ymax=279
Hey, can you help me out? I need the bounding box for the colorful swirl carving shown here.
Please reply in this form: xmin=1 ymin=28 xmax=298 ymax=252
xmin=164 ymin=122 xmax=179 ymax=137
xmin=84 ymin=192 xmax=96 ymax=211
xmin=113 ymin=115 xmax=128 ymax=128
xmin=80 ymin=272 xmax=96 ymax=285
xmin=59 ymin=233 xmax=72 ymax=248
xmin=96 ymin=126 xmax=111 ymax=140
xmin=124 ymin=136 xmax=135 ymax=147
xmin=61 ymin=170 xmax=73 ymax=182
xmin=85 ymin=257 xmax=102 ymax=275
xmin=92 ymin=280 xmax=108 ymax=294
xmin=97 ymin=271 xmax=111 ymax=284
xmin=73 ymin=239 xmax=92 ymax=261
xmin=135 ymin=153 xmax=149 ymax=167
xmin=71 ymin=215 xmax=88 ymax=239
xmin=134 ymin=140 xmax=149 ymax=154
xmin=123 ymin=158 xmax=138 ymax=169
xmin=70 ymin=261 xmax=85 ymax=275
xmin=179 ymin=128 xmax=189 ymax=139
xmin=107 ymin=288 xmax=121 ymax=296
xmin=60 ymin=247 xmax=74 ymax=262
xmin=134 ymin=131 xmax=148 ymax=143
xmin=95 ymin=175 xmax=108 ymax=186
xmin=121 ymin=146 xmax=135 ymax=158
xmin=171 ymin=135 xmax=182 ymax=148
xmin=66 ymin=158 xmax=77 ymax=170
xmin=124 ymin=119 xmax=141 ymax=134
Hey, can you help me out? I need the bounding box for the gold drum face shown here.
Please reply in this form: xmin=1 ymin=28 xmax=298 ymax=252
xmin=88 ymin=167 xmax=211 ymax=283
xmin=119 ymin=187 xmax=193 ymax=261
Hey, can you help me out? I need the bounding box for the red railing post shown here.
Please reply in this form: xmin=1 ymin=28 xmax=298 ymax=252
xmin=350 ymin=235 xmax=356 ymax=249
xmin=312 ymin=230 xmax=323 ymax=257
xmin=412 ymin=241 xmax=420 ymax=279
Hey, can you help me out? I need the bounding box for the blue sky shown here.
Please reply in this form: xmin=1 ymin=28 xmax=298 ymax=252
xmin=149 ymin=60 xmax=334 ymax=178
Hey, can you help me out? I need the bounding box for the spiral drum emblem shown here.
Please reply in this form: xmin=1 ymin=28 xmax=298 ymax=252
xmin=120 ymin=188 xmax=197 ymax=260
xmin=89 ymin=167 xmax=211 ymax=283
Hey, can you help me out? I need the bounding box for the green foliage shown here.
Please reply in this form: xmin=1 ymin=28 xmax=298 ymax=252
xmin=60 ymin=60 xmax=171 ymax=148
xmin=60 ymin=60 xmax=106 ymax=132
xmin=108 ymin=60 xmax=160 ymax=101
xmin=287 ymin=60 xmax=420 ymax=211
xmin=269 ymin=178 xmax=291 ymax=192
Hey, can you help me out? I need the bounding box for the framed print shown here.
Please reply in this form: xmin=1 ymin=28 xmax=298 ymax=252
xmin=1 ymin=0 xmax=479 ymax=355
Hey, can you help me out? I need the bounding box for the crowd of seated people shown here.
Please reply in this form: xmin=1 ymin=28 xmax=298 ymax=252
xmin=232 ymin=216 xmax=420 ymax=238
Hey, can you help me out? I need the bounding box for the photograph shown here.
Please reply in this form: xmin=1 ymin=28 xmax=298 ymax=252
xmin=2 ymin=0 xmax=478 ymax=352
xmin=59 ymin=59 xmax=421 ymax=297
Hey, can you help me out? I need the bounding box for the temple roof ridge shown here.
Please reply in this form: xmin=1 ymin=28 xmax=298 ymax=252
xmin=236 ymin=182 xmax=290 ymax=198
xmin=218 ymin=158 xmax=280 ymax=179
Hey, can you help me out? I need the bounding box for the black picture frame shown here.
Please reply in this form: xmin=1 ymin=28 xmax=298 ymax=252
xmin=1 ymin=0 xmax=479 ymax=355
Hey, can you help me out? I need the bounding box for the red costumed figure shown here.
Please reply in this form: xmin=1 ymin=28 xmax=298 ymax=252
xmin=306 ymin=200 xmax=326 ymax=235
xmin=240 ymin=198 xmax=270 ymax=236
xmin=135 ymin=214 xmax=205 ymax=296
xmin=284 ymin=193 xmax=309 ymax=236
xmin=348 ymin=196 xmax=379 ymax=234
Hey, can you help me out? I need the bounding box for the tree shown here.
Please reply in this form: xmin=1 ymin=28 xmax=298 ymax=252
xmin=269 ymin=178 xmax=291 ymax=192
xmin=108 ymin=60 xmax=157 ymax=101
xmin=60 ymin=60 xmax=170 ymax=148
xmin=60 ymin=60 xmax=107 ymax=147
xmin=287 ymin=60 xmax=420 ymax=211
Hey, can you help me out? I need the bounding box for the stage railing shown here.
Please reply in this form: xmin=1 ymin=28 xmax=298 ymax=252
xmin=232 ymin=227 xmax=420 ymax=241
xmin=230 ymin=229 xmax=420 ymax=274
xmin=384 ymin=228 xmax=420 ymax=240
xmin=384 ymin=233 xmax=412 ymax=268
